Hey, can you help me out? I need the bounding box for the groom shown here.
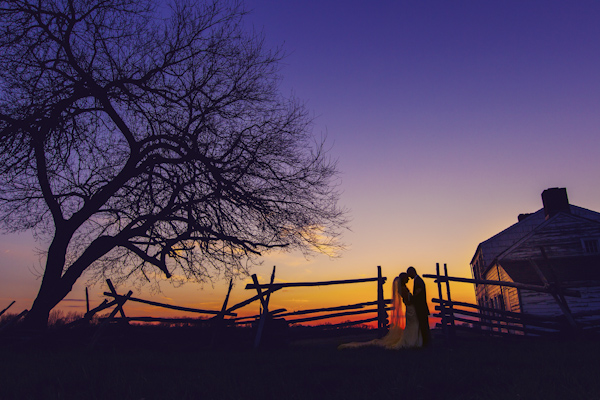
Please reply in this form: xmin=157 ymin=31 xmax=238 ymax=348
xmin=407 ymin=266 xmax=430 ymax=347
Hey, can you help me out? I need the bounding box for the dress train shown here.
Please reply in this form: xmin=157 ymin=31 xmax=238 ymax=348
xmin=338 ymin=277 xmax=422 ymax=350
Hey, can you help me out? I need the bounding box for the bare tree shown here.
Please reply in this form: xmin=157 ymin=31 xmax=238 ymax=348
xmin=0 ymin=0 xmax=347 ymax=329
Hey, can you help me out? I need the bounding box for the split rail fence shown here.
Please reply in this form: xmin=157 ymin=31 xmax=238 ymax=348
xmin=425 ymin=263 xmax=600 ymax=339
xmin=61 ymin=266 xmax=391 ymax=347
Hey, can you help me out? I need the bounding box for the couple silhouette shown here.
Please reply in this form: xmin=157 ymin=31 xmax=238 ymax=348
xmin=339 ymin=266 xmax=430 ymax=350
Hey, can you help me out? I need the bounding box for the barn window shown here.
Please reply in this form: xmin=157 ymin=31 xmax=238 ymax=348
xmin=497 ymin=294 xmax=505 ymax=311
xmin=583 ymin=238 xmax=599 ymax=253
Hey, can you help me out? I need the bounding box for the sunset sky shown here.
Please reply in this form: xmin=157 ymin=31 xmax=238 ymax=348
xmin=2 ymin=1 xmax=600 ymax=323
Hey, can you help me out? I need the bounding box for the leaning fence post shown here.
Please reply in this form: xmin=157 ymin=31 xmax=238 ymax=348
xmin=210 ymin=278 xmax=234 ymax=347
xmin=90 ymin=290 xmax=132 ymax=348
xmin=106 ymin=279 xmax=128 ymax=324
xmin=531 ymin=252 xmax=579 ymax=332
xmin=0 ymin=309 xmax=27 ymax=333
xmin=85 ymin=287 xmax=90 ymax=314
xmin=436 ymin=263 xmax=447 ymax=338
xmin=377 ymin=266 xmax=387 ymax=337
xmin=219 ymin=279 xmax=234 ymax=318
xmin=253 ymin=266 xmax=276 ymax=349
xmin=0 ymin=301 xmax=15 ymax=319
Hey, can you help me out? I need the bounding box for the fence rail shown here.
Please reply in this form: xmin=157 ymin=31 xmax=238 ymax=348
xmin=76 ymin=266 xmax=391 ymax=348
xmin=424 ymin=263 xmax=600 ymax=339
xmin=102 ymin=292 xmax=237 ymax=317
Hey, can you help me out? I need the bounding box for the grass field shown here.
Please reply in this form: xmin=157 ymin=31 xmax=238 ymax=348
xmin=1 ymin=326 xmax=599 ymax=400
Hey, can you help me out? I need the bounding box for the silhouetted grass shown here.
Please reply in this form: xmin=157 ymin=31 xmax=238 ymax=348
xmin=0 ymin=327 xmax=599 ymax=400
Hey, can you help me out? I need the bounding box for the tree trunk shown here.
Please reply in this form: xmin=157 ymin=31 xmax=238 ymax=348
xmin=22 ymin=295 xmax=54 ymax=330
xmin=22 ymin=234 xmax=116 ymax=330
xmin=22 ymin=234 xmax=72 ymax=330
xmin=23 ymin=273 xmax=79 ymax=330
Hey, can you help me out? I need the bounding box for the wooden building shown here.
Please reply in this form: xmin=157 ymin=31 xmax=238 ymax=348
xmin=470 ymin=188 xmax=600 ymax=331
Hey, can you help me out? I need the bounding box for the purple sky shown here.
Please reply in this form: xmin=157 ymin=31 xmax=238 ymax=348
xmin=240 ymin=1 xmax=600 ymax=287
xmin=2 ymin=1 xmax=600 ymax=316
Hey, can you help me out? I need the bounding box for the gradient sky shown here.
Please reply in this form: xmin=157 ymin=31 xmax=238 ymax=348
xmin=2 ymin=1 xmax=600 ymax=321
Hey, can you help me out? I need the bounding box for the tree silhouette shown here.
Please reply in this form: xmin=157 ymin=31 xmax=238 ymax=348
xmin=0 ymin=0 xmax=346 ymax=329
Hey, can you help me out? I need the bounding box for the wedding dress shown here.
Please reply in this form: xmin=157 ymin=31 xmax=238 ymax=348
xmin=392 ymin=302 xmax=422 ymax=349
xmin=338 ymin=277 xmax=422 ymax=350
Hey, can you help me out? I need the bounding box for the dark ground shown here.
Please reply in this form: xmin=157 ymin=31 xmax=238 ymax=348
xmin=1 ymin=324 xmax=599 ymax=400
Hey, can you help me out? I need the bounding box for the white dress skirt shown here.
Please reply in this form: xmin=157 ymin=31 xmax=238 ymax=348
xmin=389 ymin=304 xmax=422 ymax=349
xmin=337 ymin=303 xmax=423 ymax=350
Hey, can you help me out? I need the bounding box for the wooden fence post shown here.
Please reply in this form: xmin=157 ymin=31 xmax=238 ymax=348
xmin=444 ymin=263 xmax=456 ymax=339
xmin=83 ymin=299 xmax=109 ymax=321
xmin=90 ymin=290 xmax=132 ymax=348
xmin=253 ymin=266 xmax=276 ymax=349
xmin=106 ymin=279 xmax=129 ymax=324
xmin=219 ymin=279 xmax=234 ymax=318
xmin=85 ymin=287 xmax=90 ymax=314
xmin=436 ymin=263 xmax=447 ymax=337
xmin=377 ymin=266 xmax=387 ymax=337
xmin=210 ymin=278 xmax=234 ymax=346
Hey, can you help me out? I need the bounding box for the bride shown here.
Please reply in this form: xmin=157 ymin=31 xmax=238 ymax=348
xmin=338 ymin=272 xmax=423 ymax=350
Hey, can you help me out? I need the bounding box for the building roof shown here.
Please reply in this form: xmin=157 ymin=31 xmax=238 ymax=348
xmin=473 ymin=205 xmax=600 ymax=268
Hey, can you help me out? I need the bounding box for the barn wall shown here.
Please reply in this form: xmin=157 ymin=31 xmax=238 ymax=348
xmin=573 ymin=285 xmax=600 ymax=325
xmin=483 ymin=266 xmax=521 ymax=313
xmin=519 ymin=290 xmax=562 ymax=316
xmin=472 ymin=250 xmax=487 ymax=307
xmin=470 ymin=204 xmax=600 ymax=334
xmin=500 ymin=269 xmax=520 ymax=313
xmin=520 ymin=284 xmax=600 ymax=325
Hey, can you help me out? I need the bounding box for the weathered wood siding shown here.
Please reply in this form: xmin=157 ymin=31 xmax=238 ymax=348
xmin=472 ymin=209 xmax=600 ymax=332
xmin=484 ymin=266 xmax=521 ymax=313
xmin=520 ymin=284 xmax=600 ymax=325
xmin=573 ymin=285 xmax=600 ymax=326
xmin=472 ymin=250 xmax=488 ymax=307
xmin=519 ymin=290 xmax=562 ymax=316
xmin=499 ymin=268 xmax=520 ymax=313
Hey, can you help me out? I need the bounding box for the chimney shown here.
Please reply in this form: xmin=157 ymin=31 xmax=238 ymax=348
xmin=518 ymin=213 xmax=533 ymax=222
xmin=541 ymin=187 xmax=570 ymax=220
